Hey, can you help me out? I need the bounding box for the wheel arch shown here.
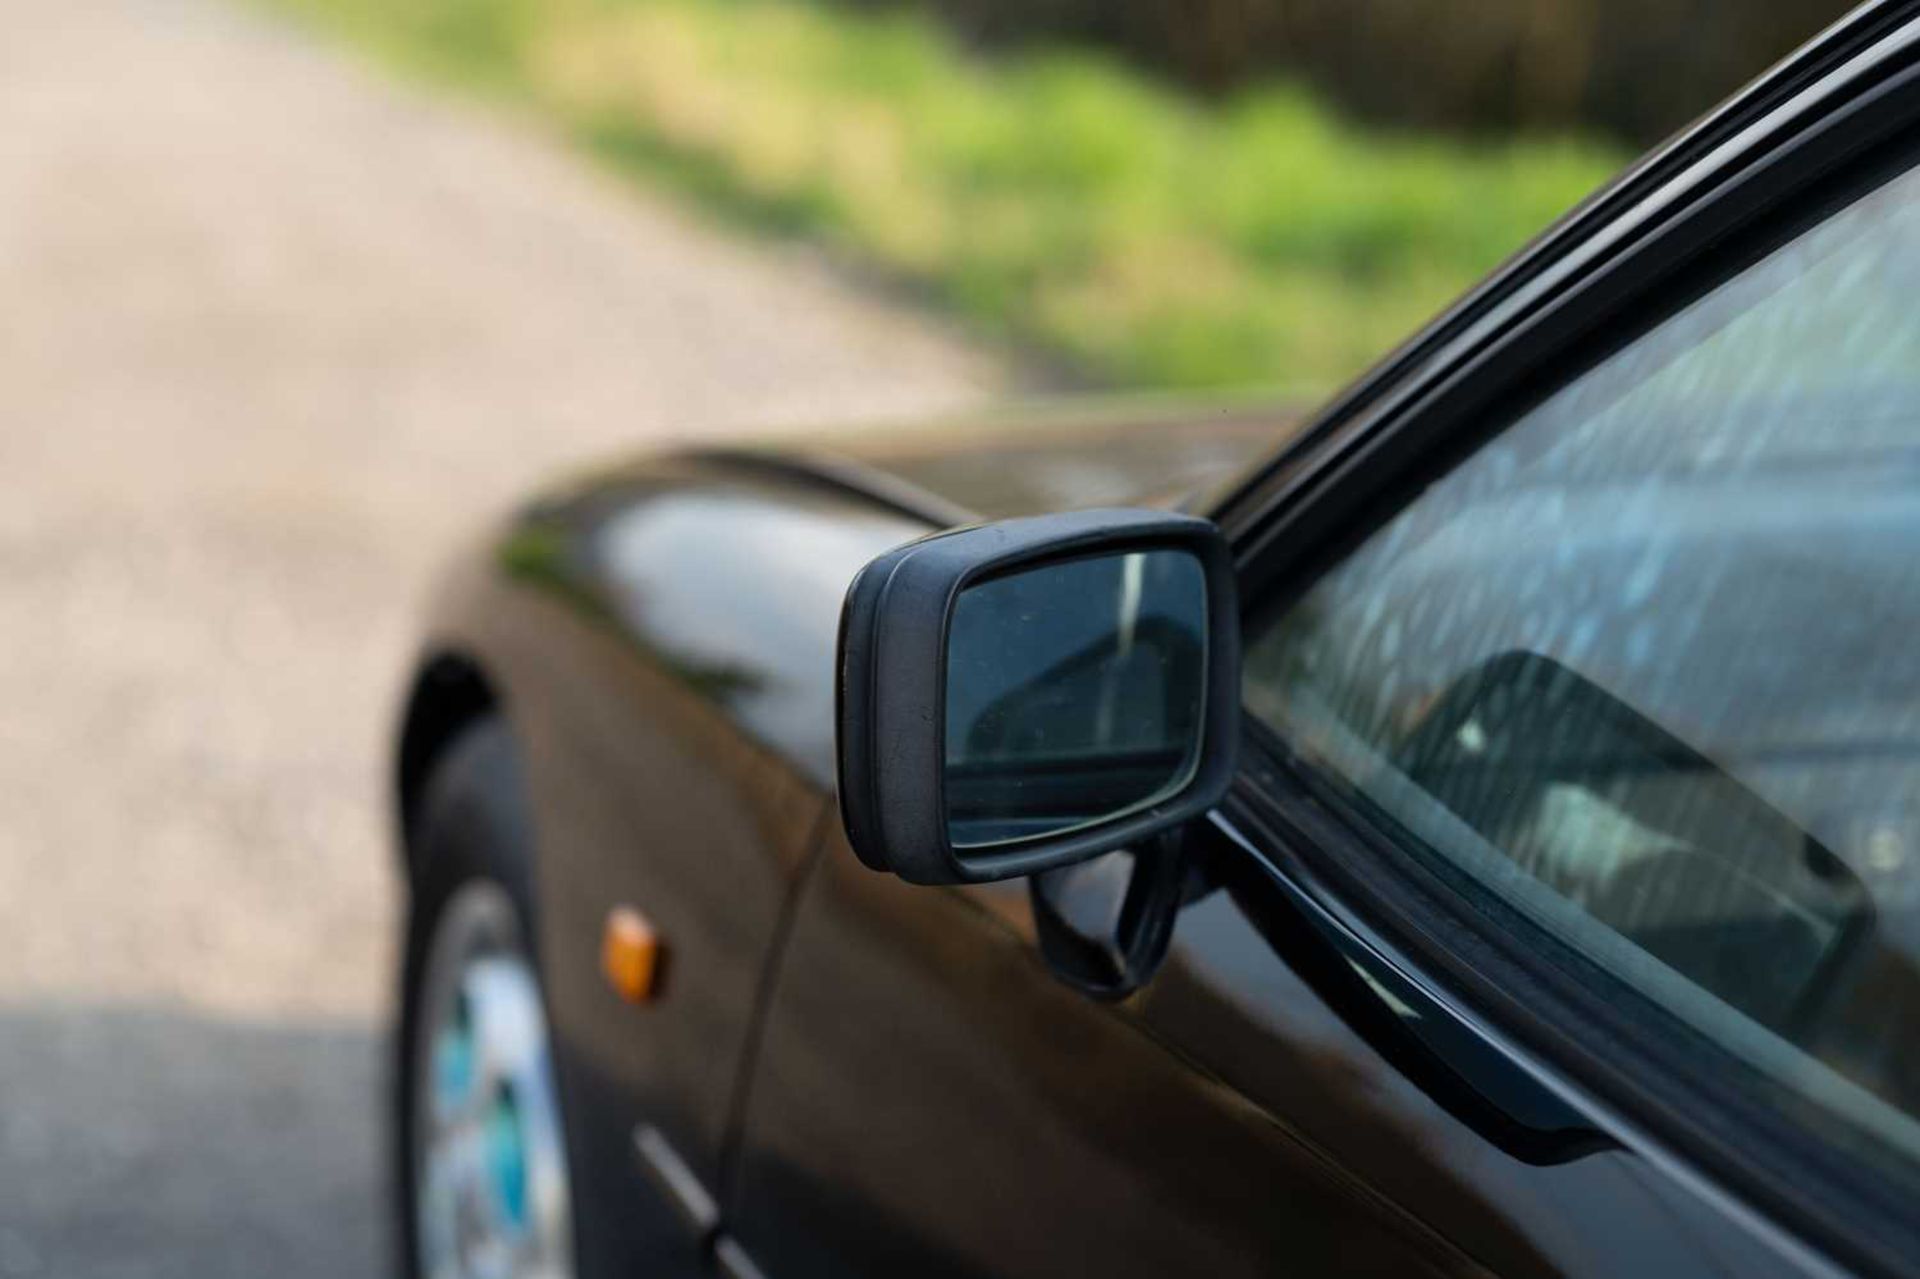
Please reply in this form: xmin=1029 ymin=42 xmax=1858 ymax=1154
xmin=395 ymin=649 xmax=501 ymax=868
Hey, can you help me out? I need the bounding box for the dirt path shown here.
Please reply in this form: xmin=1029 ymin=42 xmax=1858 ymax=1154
xmin=0 ymin=1 xmax=1014 ymax=1272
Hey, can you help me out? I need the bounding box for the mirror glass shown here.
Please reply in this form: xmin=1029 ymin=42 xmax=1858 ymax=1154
xmin=944 ymin=548 xmax=1207 ymax=849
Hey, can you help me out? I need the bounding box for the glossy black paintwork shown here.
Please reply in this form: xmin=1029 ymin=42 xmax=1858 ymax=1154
xmin=408 ymin=414 xmax=1818 ymax=1279
xmin=416 ymin=456 xmax=928 ymax=1276
xmin=397 ymin=11 xmax=1920 ymax=1277
xmin=730 ymin=827 xmax=1487 ymax=1279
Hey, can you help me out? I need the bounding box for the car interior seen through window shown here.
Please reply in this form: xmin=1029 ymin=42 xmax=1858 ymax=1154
xmin=1245 ymin=159 xmax=1920 ymax=1180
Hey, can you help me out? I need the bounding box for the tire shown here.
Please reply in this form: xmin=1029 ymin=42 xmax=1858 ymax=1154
xmin=394 ymin=717 xmax=576 ymax=1279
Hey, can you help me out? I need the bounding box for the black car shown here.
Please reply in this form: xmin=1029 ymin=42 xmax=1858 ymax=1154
xmin=390 ymin=6 xmax=1920 ymax=1277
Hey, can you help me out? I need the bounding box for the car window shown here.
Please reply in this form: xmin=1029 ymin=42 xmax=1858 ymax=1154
xmin=1243 ymin=160 xmax=1920 ymax=1176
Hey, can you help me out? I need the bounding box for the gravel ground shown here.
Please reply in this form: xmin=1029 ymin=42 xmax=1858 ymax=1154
xmin=0 ymin=1 xmax=1013 ymax=1272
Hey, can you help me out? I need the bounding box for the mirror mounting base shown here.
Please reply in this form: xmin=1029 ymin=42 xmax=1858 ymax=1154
xmin=1030 ymin=827 xmax=1199 ymax=999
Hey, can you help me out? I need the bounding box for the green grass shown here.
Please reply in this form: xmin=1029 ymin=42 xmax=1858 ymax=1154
xmin=260 ymin=0 xmax=1623 ymax=392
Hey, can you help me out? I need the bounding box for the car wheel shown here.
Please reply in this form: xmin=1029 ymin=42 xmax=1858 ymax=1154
xmin=396 ymin=718 xmax=576 ymax=1279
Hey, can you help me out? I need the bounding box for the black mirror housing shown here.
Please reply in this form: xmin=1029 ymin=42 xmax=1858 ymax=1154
xmin=835 ymin=508 xmax=1239 ymax=885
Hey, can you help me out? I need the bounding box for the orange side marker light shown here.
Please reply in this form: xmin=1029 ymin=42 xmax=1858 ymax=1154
xmin=601 ymin=905 xmax=666 ymax=1004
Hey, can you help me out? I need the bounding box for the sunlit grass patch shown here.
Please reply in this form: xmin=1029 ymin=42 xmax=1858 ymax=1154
xmin=258 ymin=0 xmax=1623 ymax=393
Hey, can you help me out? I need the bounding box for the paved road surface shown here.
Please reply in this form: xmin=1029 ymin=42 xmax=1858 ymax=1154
xmin=0 ymin=1 xmax=1015 ymax=1272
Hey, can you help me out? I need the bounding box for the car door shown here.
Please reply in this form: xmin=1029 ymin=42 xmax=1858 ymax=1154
xmin=1205 ymin=36 xmax=1920 ymax=1277
xmin=729 ymin=19 xmax=1920 ymax=1279
xmin=728 ymin=816 xmax=1519 ymax=1278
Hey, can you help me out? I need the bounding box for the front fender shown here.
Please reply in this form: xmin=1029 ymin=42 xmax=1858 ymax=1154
xmin=404 ymin=449 xmax=936 ymax=1273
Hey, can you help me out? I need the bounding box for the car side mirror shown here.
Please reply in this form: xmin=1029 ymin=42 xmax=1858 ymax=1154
xmin=836 ymin=508 xmax=1239 ymax=885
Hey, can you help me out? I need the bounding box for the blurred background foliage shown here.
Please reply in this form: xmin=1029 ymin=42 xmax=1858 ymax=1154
xmin=262 ymin=0 xmax=1846 ymax=393
xmin=847 ymin=0 xmax=1853 ymax=146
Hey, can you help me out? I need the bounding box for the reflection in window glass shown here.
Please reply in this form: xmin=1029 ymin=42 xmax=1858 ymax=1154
xmin=1245 ymin=164 xmax=1920 ymax=1171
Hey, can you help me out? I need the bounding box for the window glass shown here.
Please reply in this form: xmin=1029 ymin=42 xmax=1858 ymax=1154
xmin=1244 ymin=163 xmax=1920 ymax=1170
